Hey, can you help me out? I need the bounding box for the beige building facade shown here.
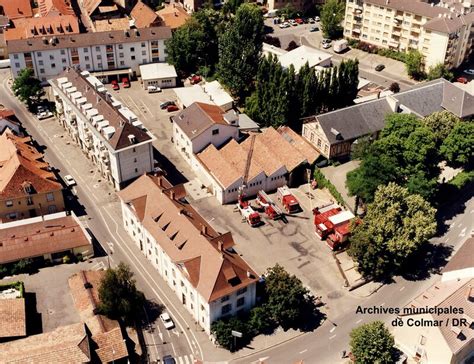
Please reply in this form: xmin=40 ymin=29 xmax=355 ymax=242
xmin=344 ymin=0 xmax=474 ymax=70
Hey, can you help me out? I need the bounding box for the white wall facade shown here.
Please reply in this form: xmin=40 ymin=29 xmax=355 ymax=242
xmin=121 ymin=201 xmax=257 ymax=334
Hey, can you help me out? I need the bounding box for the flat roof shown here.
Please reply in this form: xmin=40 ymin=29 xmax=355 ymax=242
xmin=174 ymin=85 xmax=214 ymax=108
xmin=328 ymin=210 xmax=355 ymax=225
xmin=203 ymin=81 xmax=234 ymax=108
xmin=278 ymin=45 xmax=332 ymax=72
xmin=139 ymin=62 xmax=178 ymax=81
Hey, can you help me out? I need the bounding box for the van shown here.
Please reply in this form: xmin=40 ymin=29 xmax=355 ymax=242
xmin=264 ymin=9 xmax=278 ymax=18
xmin=147 ymin=85 xmax=161 ymax=93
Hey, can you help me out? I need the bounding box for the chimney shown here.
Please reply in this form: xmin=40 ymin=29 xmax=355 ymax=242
xmin=170 ymin=190 xmax=175 ymax=200
xmin=467 ymin=287 xmax=474 ymax=302
xmin=201 ymin=225 xmax=207 ymax=236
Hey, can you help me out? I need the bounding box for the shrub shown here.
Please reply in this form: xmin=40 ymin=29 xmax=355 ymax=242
xmin=448 ymin=170 xmax=474 ymax=190
xmin=377 ymin=48 xmax=407 ymax=62
xmin=313 ymin=169 xmax=346 ymax=207
xmin=62 ymin=255 xmax=71 ymax=264
xmin=12 ymin=259 xmax=33 ymax=275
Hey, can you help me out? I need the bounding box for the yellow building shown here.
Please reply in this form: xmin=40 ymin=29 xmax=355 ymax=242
xmin=0 ymin=129 xmax=65 ymax=223
xmin=344 ymin=0 xmax=474 ymax=70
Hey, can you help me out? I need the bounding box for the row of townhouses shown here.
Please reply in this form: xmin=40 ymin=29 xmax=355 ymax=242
xmin=118 ymin=174 xmax=259 ymax=334
xmin=344 ymin=0 xmax=474 ymax=70
xmin=49 ymin=67 xmax=155 ymax=190
xmin=7 ymin=26 xmax=171 ymax=82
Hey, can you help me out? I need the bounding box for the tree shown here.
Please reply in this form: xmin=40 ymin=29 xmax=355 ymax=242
xmin=248 ymin=305 xmax=276 ymax=335
xmin=405 ymin=50 xmax=425 ymax=80
xmin=349 ymin=183 xmax=436 ymax=279
xmin=440 ymin=122 xmax=474 ymax=168
xmin=222 ymin=0 xmax=244 ymax=14
xmin=388 ymin=82 xmax=400 ymax=93
xmin=217 ymin=3 xmax=264 ymax=99
xmin=98 ymin=262 xmax=146 ymax=325
xmin=211 ymin=316 xmax=251 ymax=351
xmin=12 ymin=68 xmax=44 ymax=110
xmin=320 ymin=0 xmax=345 ymax=39
xmin=11 ymin=258 xmax=33 ymax=275
xmin=426 ymin=63 xmax=453 ymax=81
xmin=264 ymin=264 xmax=317 ymax=329
xmin=286 ymin=40 xmax=299 ymax=51
xmin=421 ymin=110 xmax=461 ymax=145
xmin=350 ymin=321 xmax=396 ymax=364
xmin=276 ymin=4 xmax=299 ymax=19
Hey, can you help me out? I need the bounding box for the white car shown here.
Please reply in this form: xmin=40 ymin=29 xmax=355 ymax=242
xmin=322 ymin=42 xmax=331 ymax=49
xmin=315 ymin=16 xmax=320 ymax=22
xmin=37 ymin=111 xmax=53 ymax=120
xmin=160 ymin=312 xmax=175 ymax=330
xmin=463 ymin=69 xmax=474 ymax=75
xmin=279 ymin=22 xmax=290 ymax=29
xmin=63 ymin=175 xmax=77 ymax=187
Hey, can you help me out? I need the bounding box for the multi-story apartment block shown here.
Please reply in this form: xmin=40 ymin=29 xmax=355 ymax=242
xmin=118 ymin=174 xmax=259 ymax=334
xmin=0 ymin=129 xmax=65 ymax=223
xmin=7 ymin=26 xmax=171 ymax=82
xmin=49 ymin=67 xmax=155 ymax=190
xmin=344 ymin=0 xmax=474 ymax=70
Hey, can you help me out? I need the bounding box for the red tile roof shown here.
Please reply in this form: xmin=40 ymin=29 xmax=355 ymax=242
xmin=0 ymin=0 xmax=33 ymax=19
xmin=38 ymin=0 xmax=75 ymax=17
xmin=5 ymin=15 xmax=80 ymax=41
xmin=131 ymin=0 xmax=160 ymax=28
xmin=0 ymin=298 xmax=26 ymax=338
xmin=157 ymin=4 xmax=190 ymax=29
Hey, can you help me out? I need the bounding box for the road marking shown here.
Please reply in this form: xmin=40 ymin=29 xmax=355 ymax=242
xmin=399 ymin=286 xmax=405 ymax=292
xmin=299 ymin=349 xmax=308 ymax=354
xmin=171 ymin=341 xmax=177 ymax=356
xmin=356 ymin=319 xmax=362 ymax=324
xmin=184 ymin=355 xmax=191 ymax=364
xmin=330 ymin=326 xmax=336 ymax=333
xmin=459 ymin=227 xmax=467 ymax=237
xmin=158 ymin=333 xmax=163 ymax=342
xmin=177 ymin=356 xmax=184 ymax=364
xmin=329 ymin=334 xmax=337 ymax=340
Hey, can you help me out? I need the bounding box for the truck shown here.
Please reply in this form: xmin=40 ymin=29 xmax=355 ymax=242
xmin=276 ymin=186 xmax=301 ymax=214
xmin=256 ymin=190 xmax=284 ymax=220
xmin=313 ymin=206 xmax=355 ymax=250
xmin=237 ymin=197 xmax=261 ymax=227
xmin=333 ymin=39 xmax=348 ymax=53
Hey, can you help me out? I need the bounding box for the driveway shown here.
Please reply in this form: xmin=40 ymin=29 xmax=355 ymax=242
xmin=320 ymin=161 xmax=360 ymax=212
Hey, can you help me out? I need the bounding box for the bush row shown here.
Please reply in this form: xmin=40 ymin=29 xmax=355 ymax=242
xmin=313 ymin=169 xmax=347 ymax=207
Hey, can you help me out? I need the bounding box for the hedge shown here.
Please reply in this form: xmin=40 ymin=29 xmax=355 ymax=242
xmin=313 ymin=169 xmax=347 ymax=207
xmin=448 ymin=170 xmax=474 ymax=190
xmin=0 ymin=281 xmax=25 ymax=297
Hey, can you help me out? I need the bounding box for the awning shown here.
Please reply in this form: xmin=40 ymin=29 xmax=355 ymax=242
xmin=91 ymin=68 xmax=132 ymax=77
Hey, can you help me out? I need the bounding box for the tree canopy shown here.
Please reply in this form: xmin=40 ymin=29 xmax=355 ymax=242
xmin=320 ymin=0 xmax=345 ymax=39
xmin=12 ymin=68 xmax=44 ymax=110
xmin=421 ymin=110 xmax=461 ymax=145
xmin=440 ymin=121 xmax=474 ymax=168
xmin=217 ymin=3 xmax=264 ymax=99
xmin=405 ymin=50 xmax=425 ymax=79
xmin=426 ymin=63 xmax=453 ymax=81
xmin=349 ymin=183 xmax=436 ymax=279
xmin=98 ymin=262 xmax=146 ymax=325
xmin=350 ymin=321 xmax=396 ymax=364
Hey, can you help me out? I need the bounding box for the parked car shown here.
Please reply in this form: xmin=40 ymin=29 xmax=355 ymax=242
xmin=322 ymin=38 xmax=331 ymax=44
xmin=160 ymin=313 xmax=175 ymax=329
xmin=160 ymin=101 xmax=175 ymax=109
xmin=289 ymin=19 xmax=297 ymax=26
xmin=315 ymin=16 xmax=320 ymax=22
xmin=309 ymin=26 xmax=318 ymax=32
xmin=37 ymin=110 xmax=53 ymax=120
xmin=167 ymin=104 xmax=179 ymax=112
xmin=375 ymin=64 xmax=385 ymax=72
xmin=456 ymin=76 xmax=468 ymax=84
xmin=63 ymin=175 xmax=77 ymax=187
xmin=463 ymin=69 xmax=474 ymax=75
xmin=122 ymin=77 xmax=130 ymax=88
xmin=308 ymin=17 xmax=315 ymax=24
xmin=189 ymin=74 xmax=202 ymax=85
xmin=295 ymin=18 xmax=304 ymax=24
xmin=147 ymin=85 xmax=161 ymax=93
xmin=111 ymin=80 xmax=119 ymax=90
xmin=279 ymin=22 xmax=290 ymax=29
xmin=153 ymin=159 xmax=163 ymax=173
xmin=162 ymin=355 xmax=176 ymax=364
xmin=322 ymin=42 xmax=331 ymax=49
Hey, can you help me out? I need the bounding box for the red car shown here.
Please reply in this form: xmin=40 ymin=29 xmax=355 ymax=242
xmin=111 ymin=80 xmax=119 ymax=90
xmin=295 ymin=18 xmax=304 ymax=24
xmin=456 ymin=77 xmax=468 ymax=84
xmin=122 ymin=77 xmax=130 ymax=88
xmin=189 ymin=75 xmax=202 ymax=85
xmin=167 ymin=104 xmax=179 ymax=112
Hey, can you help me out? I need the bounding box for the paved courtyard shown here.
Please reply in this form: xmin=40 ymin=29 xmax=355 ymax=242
xmin=320 ymin=161 xmax=360 ymax=212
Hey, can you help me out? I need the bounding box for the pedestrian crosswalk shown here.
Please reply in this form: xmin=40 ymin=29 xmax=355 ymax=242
xmin=175 ymin=355 xmax=193 ymax=364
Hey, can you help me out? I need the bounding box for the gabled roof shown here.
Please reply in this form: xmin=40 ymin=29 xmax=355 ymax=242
xmin=0 ymin=298 xmax=26 ymax=338
xmin=38 ymin=0 xmax=75 ymax=17
xmin=172 ymin=102 xmax=232 ymax=140
xmin=0 ymin=0 xmax=33 ymax=19
xmin=157 ymin=4 xmax=190 ymax=29
xmin=81 ymin=0 xmax=102 ymax=16
xmin=0 ymin=129 xmax=62 ymax=200
xmin=365 ymin=0 xmax=451 ymax=18
xmin=441 ymin=81 xmax=474 ymax=118
xmin=0 ymin=323 xmax=91 ymax=363
xmin=443 ymin=237 xmax=474 ymax=274
xmin=5 ymin=15 xmax=80 ymax=41
xmin=117 ymin=174 xmax=259 ymax=302
xmin=131 ymin=0 xmax=160 ymax=28
xmin=424 ymin=12 xmax=474 ymax=34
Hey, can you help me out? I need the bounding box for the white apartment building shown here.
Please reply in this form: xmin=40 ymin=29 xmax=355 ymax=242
xmin=49 ymin=67 xmax=155 ymax=190
xmin=344 ymin=0 xmax=474 ymax=70
xmin=7 ymin=27 xmax=171 ymax=82
xmin=118 ymin=174 xmax=259 ymax=334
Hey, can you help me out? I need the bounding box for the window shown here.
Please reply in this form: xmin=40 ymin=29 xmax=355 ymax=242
xmin=237 ymin=287 xmax=247 ymax=295
xmin=62 ymin=58 xmax=67 ymax=64
xmin=237 ymin=297 xmax=245 ymax=307
xmin=39 ymin=68 xmax=45 ymax=73
xmin=134 ymin=168 xmax=138 ymax=173
xmin=141 ymin=42 xmax=146 ymax=47
xmin=142 ymin=50 xmax=146 ymax=56
xmin=38 ymin=60 xmax=44 ymax=66
xmin=6 ymin=212 xmax=17 ymax=219
xmin=131 ymin=56 xmax=136 ymax=60
xmin=98 ymin=63 xmax=103 ymax=68
xmin=85 ymin=56 xmax=90 ymax=61
xmin=212 ymin=129 xmax=219 ymax=135
xmin=132 ymin=147 xmax=136 ymax=152
xmin=95 ymin=46 xmax=100 ymax=51
xmin=142 ymin=58 xmax=147 ymax=63
xmin=130 ymin=47 xmax=135 ymax=52
xmin=60 ymin=49 xmax=66 ymax=55
xmin=221 ymin=295 xmax=230 ymax=303
xmin=15 ymin=63 xmax=20 ymax=68
xmin=13 ymin=54 xmax=19 ymax=59
xmin=221 ymin=304 xmax=232 ymax=315
xmin=201 ymin=304 xmax=205 ymax=311
xmin=97 ymin=55 xmax=102 ymax=60
xmin=26 ymin=197 xmax=33 ymax=205
xmin=120 ymin=61 xmax=125 ymax=66
xmin=47 ymin=205 xmax=57 ymax=214
xmin=5 ymin=200 xmax=13 ymax=207
xmin=51 ymin=63 xmax=56 ymax=68
xmin=119 ymin=52 xmax=124 ymax=57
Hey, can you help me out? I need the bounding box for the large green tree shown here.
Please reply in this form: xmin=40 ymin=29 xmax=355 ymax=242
xmin=350 ymin=321 xmax=396 ymax=364
xmin=217 ymin=3 xmax=264 ymax=99
xmin=12 ymin=68 xmax=44 ymax=110
xmin=405 ymin=50 xmax=425 ymax=80
xmin=421 ymin=110 xmax=461 ymax=146
xmin=349 ymin=183 xmax=436 ymax=279
xmin=426 ymin=63 xmax=453 ymax=81
xmin=320 ymin=0 xmax=345 ymax=39
xmin=98 ymin=262 xmax=146 ymax=325
xmin=210 ymin=316 xmax=252 ymax=351
xmin=440 ymin=121 xmax=474 ymax=168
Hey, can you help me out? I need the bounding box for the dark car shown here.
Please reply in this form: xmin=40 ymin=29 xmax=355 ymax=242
xmin=167 ymin=104 xmax=179 ymax=112
xmin=160 ymin=101 xmax=175 ymax=109
xmin=162 ymin=355 xmax=176 ymax=364
xmin=375 ymin=64 xmax=385 ymax=72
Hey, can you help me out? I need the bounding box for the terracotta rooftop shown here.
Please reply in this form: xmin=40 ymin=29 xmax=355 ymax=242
xmin=5 ymin=15 xmax=79 ymax=41
xmin=0 ymin=322 xmax=91 ymax=363
xmin=157 ymin=4 xmax=190 ymax=29
xmin=7 ymin=26 xmax=171 ymax=53
xmin=424 ymin=11 xmax=474 ymax=33
xmin=0 ymin=129 xmax=62 ymax=200
xmin=0 ymin=109 xmax=20 ymax=128
xmin=117 ymin=174 xmax=259 ymax=302
xmin=0 ymin=0 xmax=33 ymax=20
xmin=81 ymin=0 xmax=102 ymax=16
xmin=0 ymin=297 xmax=26 ymax=338
xmin=94 ymin=17 xmax=130 ymax=32
xmin=69 ymin=270 xmax=129 ymax=362
xmin=366 ymin=0 xmax=451 ymax=18
xmin=38 ymin=0 xmax=75 ymax=17
xmin=0 ymin=213 xmax=92 ymax=264
xmin=50 ymin=67 xmax=153 ymax=151
xmin=443 ymin=237 xmax=474 ymax=274
xmin=131 ymin=0 xmax=160 ymax=28
xmin=197 ymin=127 xmax=318 ymax=188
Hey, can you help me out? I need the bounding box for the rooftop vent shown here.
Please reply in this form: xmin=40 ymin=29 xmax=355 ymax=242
xmin=124 ymin=30 xmax=129 ymax=37
xmin=42 ymin=36 xmax=48 ymax=44
xmin=134 ymin=29 xmax=140 ymax=36
xmin=128 ymin=134 xmax=136 ymax=144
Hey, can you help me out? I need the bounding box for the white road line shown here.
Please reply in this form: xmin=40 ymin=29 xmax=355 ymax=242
xmin=330 ymin=326 xmax=336 ymax=333
xmin=399 ymin=286 xmax=405 ymax=292
xmin=171 ymin=342 xmax=177 ymax=356
xmin=299 ymin=349 xmax=308 ymax=354
xmin=355 ymin=319 xmax=362 ymax=324
xmin=184 ymin=355 xmax=191 ymax=364
xmin=329 ymin=334 xmax=337 ymax=340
